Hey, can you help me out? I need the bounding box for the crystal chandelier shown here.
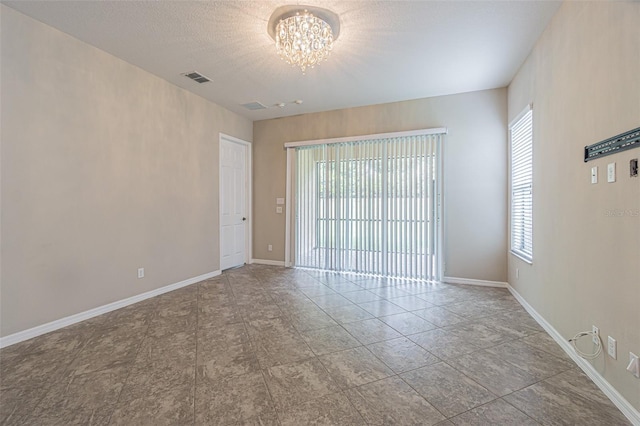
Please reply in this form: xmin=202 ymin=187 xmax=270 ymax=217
xmin=268 ymin=6 xmax=340 ymax=73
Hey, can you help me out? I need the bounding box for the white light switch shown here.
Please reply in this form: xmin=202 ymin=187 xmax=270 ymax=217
xmin=607 ymin=162 xmax=616 ymax=183
xmin=607 ymin=336 xmax=617 ymax=359
xmin=591 ymin=166 xmax=598 ymax=184
xmin=628 ymin=353 xmax=640 ymax=378
xmin=276 ymin=198 xmax=285 ymax=205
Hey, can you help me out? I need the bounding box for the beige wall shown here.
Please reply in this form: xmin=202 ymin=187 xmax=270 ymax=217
xmin=508 ymin=1 xmax=640 ymax=411
xmin=253 ymin=88 xmax=508 ymax=283
xmin=0 ymin=6 xmax=252 ymax=337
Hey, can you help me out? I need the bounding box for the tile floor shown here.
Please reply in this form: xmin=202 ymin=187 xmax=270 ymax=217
xmin=0 ymin=264 xmax=631 ymax=425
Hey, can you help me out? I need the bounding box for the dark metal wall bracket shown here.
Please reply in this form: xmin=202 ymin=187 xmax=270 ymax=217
xmin=584 ymin=127 xmax=640 ymax=162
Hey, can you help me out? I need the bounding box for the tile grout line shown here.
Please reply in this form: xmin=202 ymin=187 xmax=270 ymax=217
xmin=5 ymin=265 xmax=626 ymax=425
xmin=105 ymin=305 xmax=155 ymax=425
xmin=446 ymin=397 xmax=543 ymax=425
xmin=241 ymin=268 xmax=284 ymax=425
xmin=436 ymin=334 xmax=578 ymax=423
xmin=216 ymin=269 xmax=619 ymax=424
xmin=193 ymin=276 xmax=201 ymax=426
xmin=235 ymin=268 xmax=579 ymax=424
xmin=323 ymin=300 xmax=547 ymax=422
xmin=261 ymin=268 xmax=363 ymax=423
xmin=394 ymin=370 xmax=451 ymax=422
xmin=14 ymin=316 xmax=111 ymax=423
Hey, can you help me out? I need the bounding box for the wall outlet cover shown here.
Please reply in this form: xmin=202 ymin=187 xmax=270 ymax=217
xmin=607 ymin=162 xmax=616 ymax=182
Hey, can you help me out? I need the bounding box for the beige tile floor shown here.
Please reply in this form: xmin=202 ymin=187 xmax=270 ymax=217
xmin=0 ymin=264 xmax=631 ymax=425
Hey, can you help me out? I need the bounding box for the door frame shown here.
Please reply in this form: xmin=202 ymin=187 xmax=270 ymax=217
xmin=284 ymin=128 xmax=446 ymax=280
xmin=219 ymin=133 xmax=252 ymax=269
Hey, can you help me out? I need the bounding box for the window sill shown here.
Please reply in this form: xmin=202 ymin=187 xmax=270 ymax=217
xmin=510 ymin=251 xmax=533 ymax=265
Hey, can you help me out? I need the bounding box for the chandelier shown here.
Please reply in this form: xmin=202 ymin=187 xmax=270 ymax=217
xmin=268 ymin=6 xmax=340 ymax=73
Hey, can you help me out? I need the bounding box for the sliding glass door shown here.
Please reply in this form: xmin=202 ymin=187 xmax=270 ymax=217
xmin=289 ymin=131 xmax=443 ymax=281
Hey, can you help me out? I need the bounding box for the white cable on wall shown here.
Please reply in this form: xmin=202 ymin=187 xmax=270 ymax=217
xmin=568 ymin=330 xmax=603 ymax=360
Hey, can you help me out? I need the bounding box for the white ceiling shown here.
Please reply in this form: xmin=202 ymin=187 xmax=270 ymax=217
xmin=4 ymin=1 xmax=561 ymax=121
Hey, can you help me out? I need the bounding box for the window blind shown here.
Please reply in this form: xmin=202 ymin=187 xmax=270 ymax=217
xmin=293 ymin=133 xmax=443 ymax=280
xmin=510 ymin=108 xmax=533 ymax=262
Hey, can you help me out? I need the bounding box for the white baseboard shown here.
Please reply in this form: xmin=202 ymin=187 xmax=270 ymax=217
xmin=0 ymin=270 xmax=221 ymax=349
xmin=444 ymin=276 xmax=508 ymax=288
xmin=508 ymin=284 xmax=640 ymax=425
xmin=251 ymin=258 xmax=285 ymax=266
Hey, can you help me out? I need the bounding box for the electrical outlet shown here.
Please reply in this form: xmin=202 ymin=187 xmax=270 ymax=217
xmin=591 ymin=166 xmax=598 ymax=184
xmin=268 ymin=244 xmax=273 ymax=252
xmin=607 ymin=336 xmax=617 ymax=359
xmin=138 ymin=268 xmax=144 ymax=279
xmin=592 ymin=326 xmax=600 ymax=345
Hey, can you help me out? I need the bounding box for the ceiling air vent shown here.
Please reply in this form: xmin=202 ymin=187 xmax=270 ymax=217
xmin=183 ymin=71 xmax=211 ymax=84
xmin=241 ymin=101 xmax=267 ymax=111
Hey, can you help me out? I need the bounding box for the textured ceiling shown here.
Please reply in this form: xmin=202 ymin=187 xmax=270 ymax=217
xmin=3 ymin=1 xmax=561 ymax=121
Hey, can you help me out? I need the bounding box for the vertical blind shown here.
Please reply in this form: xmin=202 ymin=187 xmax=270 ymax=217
xmin=293 ymin=133 xmax=442 ymax=280
xmin=510 ymin=108 xmax=533 ymax=262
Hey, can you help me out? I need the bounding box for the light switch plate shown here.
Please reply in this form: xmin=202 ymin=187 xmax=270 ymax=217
xmin=276 ymin=198 xmax=285 ymax=205
xmin=607 ymin=163 xmax=616 ymax=182
xmin=276 ymin=206 xmax=283 ymax=214
xmin=591 ymin=166 xmax=598 ymax=184
xmin=607 ymin=336 xmax=617 ymax=359
xmin=629 ymin=353 xmax=640 ymax=378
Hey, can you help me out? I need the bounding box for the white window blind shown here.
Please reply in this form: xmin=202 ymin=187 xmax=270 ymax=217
xmin=292 ymin=132 xmax=443 ymax=280
xmin=510 ymin=107 xmax=533 ymax=262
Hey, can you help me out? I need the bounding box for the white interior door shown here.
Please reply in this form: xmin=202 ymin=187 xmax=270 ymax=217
xmin=220 ymin=137 xmax=248 ymax=270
